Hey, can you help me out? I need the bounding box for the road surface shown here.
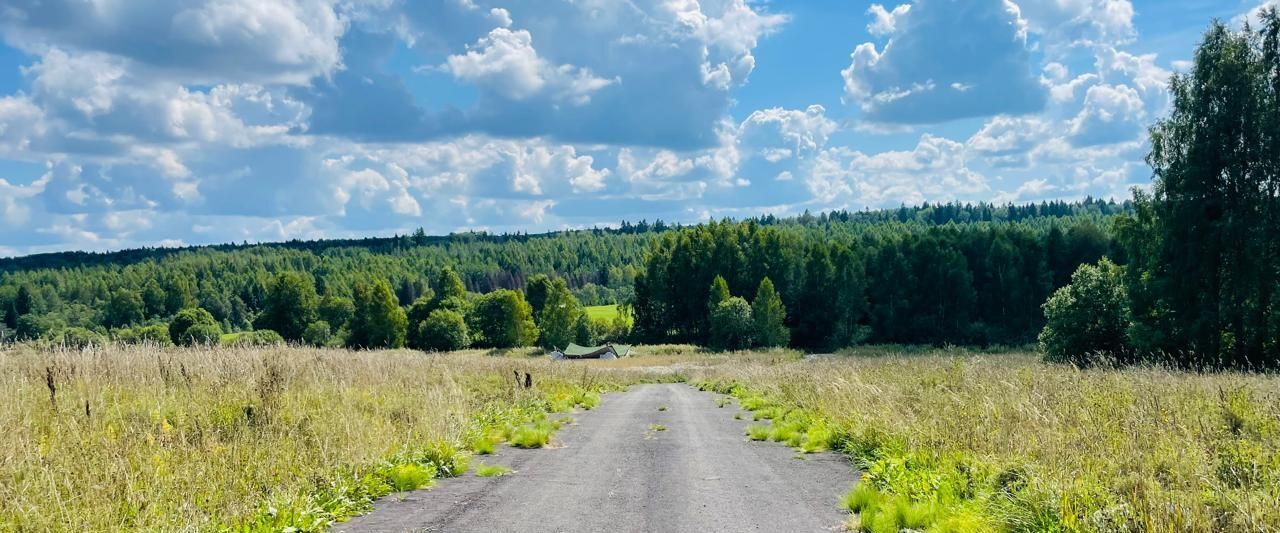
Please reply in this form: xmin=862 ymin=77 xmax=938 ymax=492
xmin=338 ymin=383 xmax=857 ymax=532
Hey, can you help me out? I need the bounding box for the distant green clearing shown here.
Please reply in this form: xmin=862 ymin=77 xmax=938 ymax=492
xmin=584 ymin=304 xmax=616 ymax=321
xmin=584 ymin=304 xmax=630 ymax=325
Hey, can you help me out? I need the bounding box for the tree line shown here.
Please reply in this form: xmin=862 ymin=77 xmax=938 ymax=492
xmin=630 ymin=216 xmax=1118 ymax=350
xmin=1041 ymin=14 xmax=1280 ymax=369
xmin=0 ymin=198 xmax=1124 ymax=348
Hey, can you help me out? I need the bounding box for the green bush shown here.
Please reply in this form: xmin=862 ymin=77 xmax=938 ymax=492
xmin=535 ymin=278 xmax=581 ymax=350
xmin=183 ymin=323 xmax=223 ymax=346
xmin=1039 ymin=258 xmax=1130 ymax=366
xmin=709 ymin=297 xmax=754 ymax=351
xmin=228 ymin=329 xmax=284 ymax=347
xmin=169 ymin=308 xmax=221 ymax=346
xmin=48 ymin=327 xmax=106 ymax=349
xmin=416 ymin=309 xmax=469 ymax=352
xmin=302 ymin=320 xmax=332 ymax=347
xmin=117 ymin=324 xmax=174 ymax=346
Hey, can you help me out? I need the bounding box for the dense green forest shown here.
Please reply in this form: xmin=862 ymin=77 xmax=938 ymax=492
xmin=631 ymin=208 xmax=1124 ymax=349
xmin=0 ymin=199 xmax=1126 ymax=349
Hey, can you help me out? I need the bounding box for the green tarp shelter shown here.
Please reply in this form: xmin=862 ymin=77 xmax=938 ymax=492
xmin=553 ymin=343 xmax=632 ymax=360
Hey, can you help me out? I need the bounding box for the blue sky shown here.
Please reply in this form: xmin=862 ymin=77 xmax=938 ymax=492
xmin=0 ymin=0 xmax=1268 ymax=256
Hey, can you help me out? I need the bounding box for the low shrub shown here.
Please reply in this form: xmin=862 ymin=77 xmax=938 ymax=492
xmin=226 ymin=329 xmax=285 ymax=347
xmin=47 ymin=327 xmax=106 ymax=349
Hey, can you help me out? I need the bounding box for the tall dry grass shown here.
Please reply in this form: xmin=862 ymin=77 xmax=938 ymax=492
xmin=0 ymin=344 xmax=656 ymax=531
xmin=692 ymin=348 xmax=1280 ymax=531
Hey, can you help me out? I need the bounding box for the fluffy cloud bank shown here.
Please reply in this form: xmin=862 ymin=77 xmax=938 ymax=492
xmin=842 ymin=0 xmax=1046 ymax=124
xmin=0 ymin=0 xmax=1219 ymax=255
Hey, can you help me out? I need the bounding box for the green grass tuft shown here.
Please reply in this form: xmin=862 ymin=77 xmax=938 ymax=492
xmin=657 ymin=405 xmax=668 ymax=412
xmin=386 ymin=463 xmax=436 ymax=492
xmin=745 ymin=424 xmax=771 ymax=441
xmin=843 ymin=484 xmax=880 ymax=512
xmin=474 ymin=463 xmax=512 ymax=477
xmin=649 ymin=423 xmax=667 ymax=432
xmin=509 ymin=422 xmax=555 ymax=448
xmin=468 ymin=435 xmax=497 ymax=455
xmin=413 ymin=441 xmax=470 ymax=478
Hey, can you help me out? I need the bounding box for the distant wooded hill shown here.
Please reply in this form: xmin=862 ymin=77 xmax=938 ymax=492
xmin=0 ymin=198 xmax=1130 ymax=344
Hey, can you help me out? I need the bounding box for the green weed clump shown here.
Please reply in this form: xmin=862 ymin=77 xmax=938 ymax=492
xmin=745 ymin=424 xmax=771 ymax=441
xmin=649 ymin=423 xmax=667 ymax=432
xmin=387 ymin=463 xmax=437 ymax=492
xmin=509 ymin=421 xmax=556 ymax=448
xmin=545 ymin=387 xmax=602 ymax=412
xmin=474 ymin=463 xmax=512 ymax=477
xmin=408 ymin=441 xmax=471 ymax=478
xmin=467 ymin=435 xmax=497 ymax=455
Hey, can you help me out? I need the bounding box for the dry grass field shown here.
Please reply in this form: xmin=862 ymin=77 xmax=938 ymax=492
xmin=0 ymin=345 xmax=665 ymax=531
xmin=2 ymin=344 xmax=1277 ymax=532
xmin=691 ymin=347 xmax=1280 ymax=532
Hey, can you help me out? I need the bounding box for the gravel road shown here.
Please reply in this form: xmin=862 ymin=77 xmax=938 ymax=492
xmin=337 ymin=383 xmax=857 ymax=532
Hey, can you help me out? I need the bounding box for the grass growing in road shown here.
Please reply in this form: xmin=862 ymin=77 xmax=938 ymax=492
xmin=745 ymin=424 xmax=771 ymax=441
xmin=657 ymin=405 xmax=668 ymax=411
xmin=695 ymin=347 xmax=1280 ymax=532
xmin=474 ymin=463 xmax=512 ymax=477
xmin=0 ymin=345 xmax=660 ymax=531
xmin=649 ymin=423 xmax=667 ymax=432
xmin=508 ymin=421 xmax=557 ymax=448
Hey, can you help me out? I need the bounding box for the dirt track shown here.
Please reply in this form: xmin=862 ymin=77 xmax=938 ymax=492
xmin=338 ymin=383 xmax=857 ymax=532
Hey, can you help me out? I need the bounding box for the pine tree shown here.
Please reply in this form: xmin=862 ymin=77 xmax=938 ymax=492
xmin=751 ymin=277 xmax=789 ymax=348
xmin=436 ymin=267 xmax=467 ymax=301
xmin=708 ymin=275 xmax=730 ymax=310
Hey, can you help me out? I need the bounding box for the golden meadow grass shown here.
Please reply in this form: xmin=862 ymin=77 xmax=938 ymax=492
xmin=692 ymin=348 xmax=1280 ymax=532
xmin=0 ymin=344 xmax=663 ymax=531
xmin=3 ymin=344 xmax=1278 ymax=532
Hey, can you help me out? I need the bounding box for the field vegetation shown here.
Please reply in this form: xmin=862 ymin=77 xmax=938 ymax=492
xmin=5 ymin=344 xmax=1275 ymax=532
xmin=0 ymin=344 xmax=666 ymax=531
xmin=693 ymin=348 xmax=1280 ymax=532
